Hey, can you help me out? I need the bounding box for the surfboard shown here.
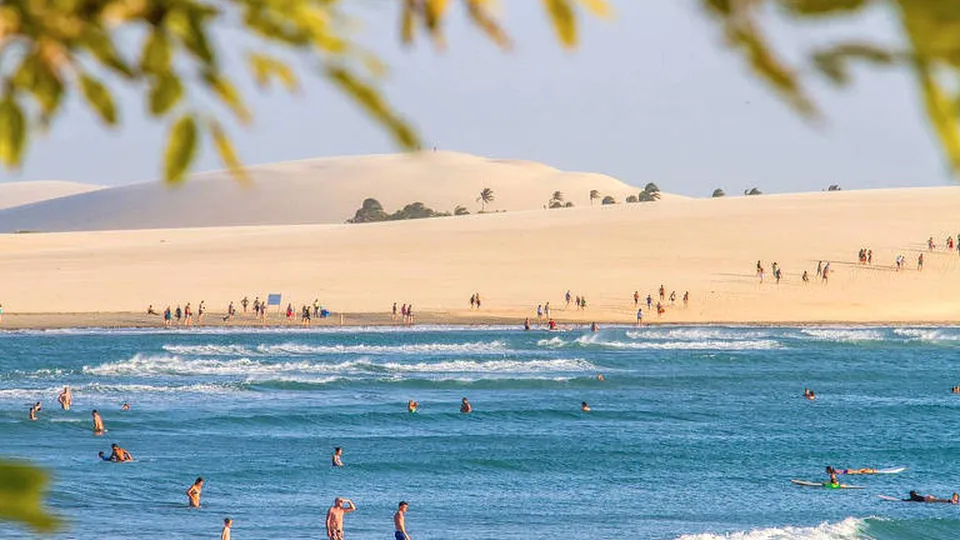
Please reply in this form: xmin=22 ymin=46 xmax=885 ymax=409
xmin=878 ymin=495 xmax=904 ymax=501
xmin=791 ymin=479 xmax=865 ymax=489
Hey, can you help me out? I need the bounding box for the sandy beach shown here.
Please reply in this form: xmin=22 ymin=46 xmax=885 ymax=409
xmin=1 ymin=153 xmax=959 ymax=327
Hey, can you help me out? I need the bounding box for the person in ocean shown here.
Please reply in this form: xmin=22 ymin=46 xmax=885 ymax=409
xmin=523 ymin=318 xmax=531 ymax=331
xmin=92 ymin=409 xmax=105 ymax=434
xmin=186 ymin=477 xmax=204 ymax=507
xmin=394 ymin=501 xmax=410 ymax=540
xmin=57 ymin=386 xmax=73 ymax=411
xmin=29 ymin=401 xmax=42 ymax=421
xmin=97 ymin=451 xmax=112 ymax=462
xmin=581 ymin=401 xmax=591 ymax=412
xmin=221 ymin=517 xmax=233 ymax=540
xmin=827 ymin=465 xmax=877 ymax=475
xmin=332 ymin=447 xmax=344 ymax=467
xmin=325 ymin=497 xmax=356 ymax=540
xmin=591 ymin=322 xmax=599 ymax=332
xmin=121 ymin=402 xmax=130 ymax=411
xmin=109 ymin=443 xmax=133 ymax=462
xmin=460 ymin=397 xmax=472 ymax=413
xmin=408 ymin=400 xmax=419 ymax=413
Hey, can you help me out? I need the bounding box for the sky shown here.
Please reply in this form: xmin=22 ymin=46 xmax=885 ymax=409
xmin=0 ymin=1 xmax=951 ymax=197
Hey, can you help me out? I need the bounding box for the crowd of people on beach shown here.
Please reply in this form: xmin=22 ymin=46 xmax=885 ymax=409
xmin=146 ymin=296 xmax=332 ymax=328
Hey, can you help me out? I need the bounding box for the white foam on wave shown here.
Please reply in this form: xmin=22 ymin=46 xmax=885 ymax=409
xmin=161 ymin=340 xmax=509 ymax=357
xmin=799 ymin=328 xmax=885 ymax=343
xmin=675 ymin=517 xmax=866 ymax=540
xmin=596 ymin=339 xmax=781 ymax=351
xmin=630 ymin=327 xmax=775 ymax=341
xmin=892 ymin=328 xmax=960 ymax=342
xmin=536 ymin=336 xmax=567 ymax=348
xmin=83 ymin=354 xmax=595 ymax=377
xmin=0 ymin=382 xmax=237 ymax=399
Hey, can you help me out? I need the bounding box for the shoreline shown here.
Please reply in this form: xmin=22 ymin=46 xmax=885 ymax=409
xmin=1 ymin=311 xmax=958 ymax=331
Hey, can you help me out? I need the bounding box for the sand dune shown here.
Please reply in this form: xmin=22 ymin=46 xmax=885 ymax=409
xmin=0 ymin=152 xmax=659 ymax=233
xmin=0 ymin=184 xmax=958 ymax=324
xmin=0 ymin=180 xmax=103 ymax=211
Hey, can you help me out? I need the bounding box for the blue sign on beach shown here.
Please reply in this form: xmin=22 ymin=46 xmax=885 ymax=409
xmin=266 ymin=294 xmax=282 ymax=306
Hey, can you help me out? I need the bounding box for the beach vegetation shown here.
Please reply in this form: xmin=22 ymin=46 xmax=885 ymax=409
xmin=745 ymin=187 xmax=763 ymax=196
xmin=643 ymin=183 xmax=660 ymax=194
xmin=454 ymin=205 xmax=470 ymax=216
xmin=712 ymin=188 xmax=726 ymax=198
xmin=564 ymin=201 xmax=574 ymax=208
xmin=625 ymin=195 xmax=639 ymax=203
xmin=0 ymin=1 xmax=609 ymax=183
xmin=589 ymin=190 xmax=601 ymax=206
xmin=6 ymin=1 xmax=960 ymax=183
xmin=347 ymin=199 xmax=450 ymax=223
xmin=637 ymin=190 xmax=661 ymax=202
xmin=0 ymin=460 xmax=60 ymax=533
xmin=826 ymin=184 xmax=842 ymax=191
xmin=548 ymin=191 xmax=565 ymax=209
xmin=477 ymin=187 xmax=495 ymax=212
xmin=601 ymin=195 xmax=617 ymax=205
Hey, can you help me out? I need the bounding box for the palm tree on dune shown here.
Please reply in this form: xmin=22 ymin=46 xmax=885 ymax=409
xmin=478 ymin=187 xmax=495 ymax=212
xmin=589 ymin=189 xmax=600 ymax=206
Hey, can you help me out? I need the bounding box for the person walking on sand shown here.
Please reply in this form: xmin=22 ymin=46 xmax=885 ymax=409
xmin=92 ymin=409 xmax=105 ymax=434
xmin=918 ymin=253 xmax=924 ymax=271
xmin=633 ymin=291 xmax=640 ymax=306
xmin=186 ymin=477 xmax=204 ymax=507
xmin=646 ymin=295 xmax=652 ymax=310
xmin=241 ymin=296 xmax=249 ymax=313
xmin=325 ymin=497 xmax=356 ymax=540
xmin=164 ymin=306 xmax=172 ymax=326
xmin=332 ymin=447 xmax=344 ymax=467
xmin=58 ymin=386 xmax=72 ymax=410
xmin=565 ymin=290 xmax=572 ymax=308
xmin=659 ymin=284 xmax=665 ymax=301
xmin=636 ymin=308 xmax=643 ymax=326
xmin=221 ymin=517 xmax=232 ymax=540
xmin=392 ymin=302 xmax=398 ymax=320
xmin=394 ymin=501 xmax=411 ymax=540
xmin=460 ymin=397 xmax=472 ymax=413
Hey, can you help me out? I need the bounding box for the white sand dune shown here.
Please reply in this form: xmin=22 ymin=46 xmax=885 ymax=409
xmin=0 ymin=152 xmax=660 ymax=233
xmin=0 ymin=180 xmax=104 ymax=211
xmin=0 ymin=183 xmax=958 ymax=323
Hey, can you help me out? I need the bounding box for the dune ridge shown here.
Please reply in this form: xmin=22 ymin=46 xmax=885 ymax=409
xmin=0 ymin=180 xmax=104 ymax=211
xmin=0 ymin=151 xmax=659 ymax=233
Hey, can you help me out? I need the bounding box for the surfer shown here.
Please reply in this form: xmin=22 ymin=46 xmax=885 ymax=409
xmin=394 ymin=501 xmax=410 ymax=540
xmin=186 ymin=477 xmax=204 ymax=508
xmin=92 ymin=409 xmax=105 ymax=434
xmin=325 ymin=497 xmax=356 ymax=540
xmin=332 ymin=447 xmax=344 ymax=467
xmin=828 ymin=466 xmax=877 ymax=475
xmin=58 ymin=386 xmax=72 ymax=410
xmin=460 ymin=397 xmax=472 ymax=413
xmin=901 ymin=491 xmax=959 ymax=503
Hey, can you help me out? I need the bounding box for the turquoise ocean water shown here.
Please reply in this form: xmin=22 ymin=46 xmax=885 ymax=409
xmin=3 ymin=325 xmax=960 ymax=539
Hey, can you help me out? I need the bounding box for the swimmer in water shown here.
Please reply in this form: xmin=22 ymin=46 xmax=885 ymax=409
xmin=221 ymin=517 xmax=233 ymax=540
xmin=581 ymin=401 xmax=591 ymax=412
xmin=97 ymin=451 xmax=112 ymax=462
xmin=121 ymin=403 xmax=130 ymax=411
xmin=29 ymin=401 xmax=42 ymax=421
xmin=408 ymin=400 xmax=418 ymax=413
xmin=58 ymin=386 xmax=72 ymax=410
xmin=591 ymin=322 xmax=599 ymax=332
xmin=332 ymin=447 xmax=344 ymax=467
xmin=597 ymin=374 xmax=604 ymax=382
xmin=460 ymin=397 xmax=472 ymax=413
xmin=92 ymin=409 xmax=105 ymax=434
xmin=186 ymin=477 xmax=204 ymax=507
xmin=109 ymin=443 xmax=133 ymax=462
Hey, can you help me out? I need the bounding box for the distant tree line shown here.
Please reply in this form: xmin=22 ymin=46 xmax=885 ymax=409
xmin=347 ymin=198 xmax=466 ymax=223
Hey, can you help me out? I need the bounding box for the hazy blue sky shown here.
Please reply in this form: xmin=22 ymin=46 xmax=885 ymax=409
xmin=0 ymin=1 xmax=950 ymax=196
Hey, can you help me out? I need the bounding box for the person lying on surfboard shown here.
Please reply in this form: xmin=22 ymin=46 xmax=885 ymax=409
xmin=900 ymin=491 xmax=959 ymax=503
xmin=827 ymin=465 xmax=891 ymax=475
